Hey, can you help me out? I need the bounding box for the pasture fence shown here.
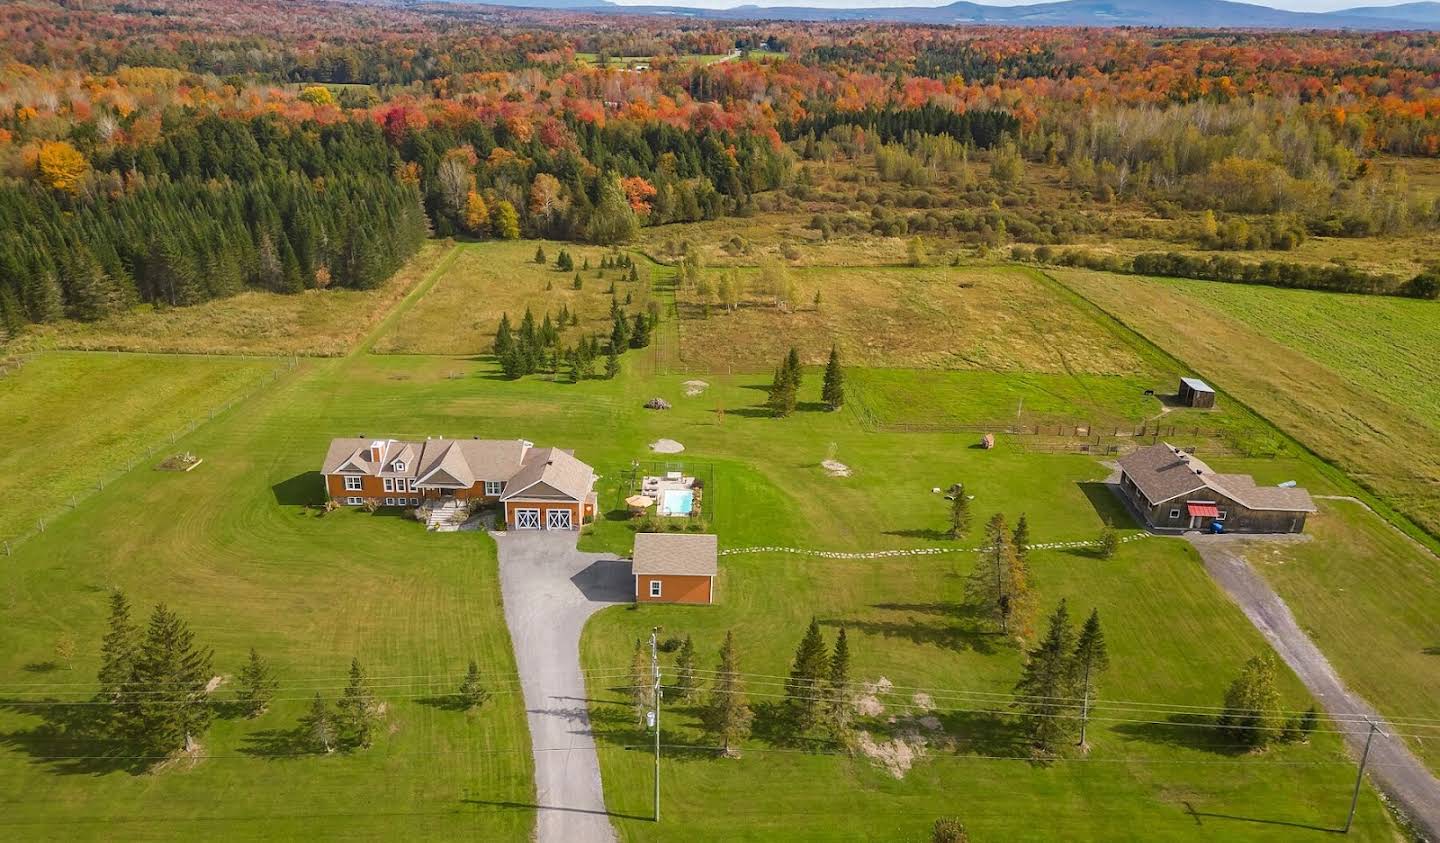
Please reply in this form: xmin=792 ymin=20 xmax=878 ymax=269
xmin=1 ymin=357 xmax=298 ymax=557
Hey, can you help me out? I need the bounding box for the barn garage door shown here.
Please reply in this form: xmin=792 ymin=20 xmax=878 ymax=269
xmin=547 ymin=509 xmax=573 ymax=530
xmin=514 ymin=509 xmax=540 ymax=530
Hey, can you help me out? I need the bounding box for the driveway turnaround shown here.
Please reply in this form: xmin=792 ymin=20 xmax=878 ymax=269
xmin=495 ymin=530 xmax=632 ymax=843
xmin=1189 ymin=534 xmax=1440 ymax=839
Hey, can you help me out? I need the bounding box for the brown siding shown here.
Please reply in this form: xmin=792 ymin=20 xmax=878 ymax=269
xmin=635 ymin=574 xmax=712 ymax=605
xmin=1121 ymin=472 xmax=1307 ymax=534
xmin=505 ymin=500 xmax=581 ymax=530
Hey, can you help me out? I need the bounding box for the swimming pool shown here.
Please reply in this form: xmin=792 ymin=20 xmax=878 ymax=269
xmin=661 ymin=489 xmax=694 ymax=516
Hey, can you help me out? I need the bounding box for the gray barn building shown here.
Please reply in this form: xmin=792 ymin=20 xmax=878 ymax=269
xmin=1178 ymin=377 xmax=1216 ymax=408
xmin=1116 ymin=443 xmax=1315 ymax=534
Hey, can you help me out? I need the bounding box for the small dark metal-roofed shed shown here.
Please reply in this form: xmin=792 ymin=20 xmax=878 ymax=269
xmin=1178 ymin=377 xmax=1217 ymax=408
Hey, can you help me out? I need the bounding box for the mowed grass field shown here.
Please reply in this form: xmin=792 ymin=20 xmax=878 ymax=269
xmin=15 ymin=240 xmax=458 ymax=357
xmin=0 ymin=352 xmax=282 ymax=544
xmin=674 ymin=264 xmax=1149 ymax=374
xmin=1049 ymin=268 xmax=1440 ymax=539
xmin=372 ymin=240 xmax=653 ymax=355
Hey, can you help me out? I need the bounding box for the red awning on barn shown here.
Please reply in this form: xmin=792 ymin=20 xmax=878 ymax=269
xmin=1187 ymin=502 xmax=1220 ymax=518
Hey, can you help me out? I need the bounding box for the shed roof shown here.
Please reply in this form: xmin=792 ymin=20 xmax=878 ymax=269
xmin=1180 ymin=377 xmax=1215 ymax=394
xmin=632 ymin=533 xmax=718 ymax=577
xmin=1118 ymin=443 xmax=1316 ymax=513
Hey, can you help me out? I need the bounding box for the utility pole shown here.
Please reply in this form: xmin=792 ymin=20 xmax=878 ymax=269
xmin=1345 ymin=719 xmax=1382 ymax=834
xmin=649 ymin=626 xmax=662 ymax=823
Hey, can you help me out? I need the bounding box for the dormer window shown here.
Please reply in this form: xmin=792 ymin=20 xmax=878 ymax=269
xmin=393 ymin=461 xmax=406 ymax=472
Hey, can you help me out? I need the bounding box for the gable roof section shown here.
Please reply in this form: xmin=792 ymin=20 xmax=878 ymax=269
xmin=1118 ymin=443 xmax=1316 ymax=513
xmin=416 ymin=443 xmax=475 ymax=488
xmin=324 ymin=438 xmax=381 ymax=475
xmin=632 ymin=533 xmax=718 ymax=577
xmin=501 ymin=447 xmax=595 ymax=502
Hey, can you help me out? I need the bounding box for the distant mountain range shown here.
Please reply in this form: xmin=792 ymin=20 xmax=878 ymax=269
xmin=466 ymin=0 xmax=1440 ymax=29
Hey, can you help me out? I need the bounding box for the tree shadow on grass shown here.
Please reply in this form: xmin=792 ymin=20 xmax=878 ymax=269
xmin=726 ymin=406 xmax=776 ymax=419
xmin=0 ymin=698 xmax=151 ymax=775
xmin=271 ymin=472 xmax=324 ymax=507
xmin=821 ymin=603 xmax=1004 ymax=655
xmin=1079 ymin=481 xmax=1138 ymax=527
xmin=23 ymin=661 xmax=59 ymax=673
xmin=1111 ymin=714 xmax=1247 ymax=756
xmin=936 ymin=708 xmax=1026 ymax=758
xmin=883 ymin=528 xmax=954 ymax=541
xmin=237 ymin=726 xmax=313 ymax=761
xmin=1423 ymin=646 xmax=1440 ymax=656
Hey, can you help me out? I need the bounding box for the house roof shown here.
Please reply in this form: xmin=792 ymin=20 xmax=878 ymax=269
xmin=501 ymin=446 xmax=596 ymax=502
xmin=324 ymin=436 xmax=567 ymax=492
xmin=1180 ymin=377 xmax=1214 ymax=394
xmin=632 ymin=533 xmax=718 ymax=577
xmin=1118 ymin=443 xmax=1316 ymax=513
xmin=322 ymin=438 xmax=389 ymax=476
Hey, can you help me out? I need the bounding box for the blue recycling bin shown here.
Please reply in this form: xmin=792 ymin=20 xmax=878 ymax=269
xmin=1210 ymin=521 xmax=1225 ymax=534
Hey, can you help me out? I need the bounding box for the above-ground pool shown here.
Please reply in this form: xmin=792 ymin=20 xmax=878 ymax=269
xmin=661 ymin=489 xmax=694 ymax=516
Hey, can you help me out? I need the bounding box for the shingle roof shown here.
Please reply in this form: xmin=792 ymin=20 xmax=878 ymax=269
xmin=1118 ymin=443 xmax=1316 ymax=513
xmin=632 ymin=533 xmax=718 ymax=576
xmin=501 ymin=447 xmax=596 ymax=502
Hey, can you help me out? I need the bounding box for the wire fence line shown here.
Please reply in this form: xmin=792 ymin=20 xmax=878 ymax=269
xmin=717 ymin=532 xmax=1149 ymax=560
xmin=1 ymin=357 xmax=298 ymax=557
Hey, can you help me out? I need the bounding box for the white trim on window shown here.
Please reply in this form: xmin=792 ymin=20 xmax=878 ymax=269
xmin=1216 ymin=509 xmax=1228 ymax=521
xmin=383 ymin=477 xmax=395 ymax=493
xmin=485 ymin=480 xmax=503 ymax=496
xmin=393 ymin=461 xmax=406 ymax=472
xmin=344 ymin=475 xmax=363 ymax=492
xmin=408 ymin=479 xmax=418 ymax=492
xmin=410 ymin=498 xmax=420 ymax=506
xmin=346 ymin=496 xmax=363 ymax=505
xmin=1168 ymin=508 xmax=1181 ymax=520
xmin=384 ymin=497 xmax=395 ymax=506
xmin=649 ymin=580 xmax=662 ymax=598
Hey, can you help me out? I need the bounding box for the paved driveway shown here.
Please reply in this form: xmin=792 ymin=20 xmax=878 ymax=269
xmin=1189 ymin=534 xmax=1440 ymax=839
xmin=495 ymin=530 xmax=631 ymax=843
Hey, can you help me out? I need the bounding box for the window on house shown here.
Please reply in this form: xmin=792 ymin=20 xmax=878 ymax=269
xmin=410 ymin=498 xmax=420 ymax=506
xmin=344 ymin=476 xmax=363 ymax=491
xmin=383 ymin=478 xmax=395 ymax=493
xmin=394 ymin=461 xmax=406 ymax=472
xmin=1168 ymin=508 xmax=1181 ymax=520
xmin=408 ymin=479 xmax=418 ymax=492
xmin=384 ymin=497 xmax=395 ymax=506
xmin=346 ymin=496 xmax=363 ymax=505
xmin=649 ymin=580 xmax=662 ymax=598
xmin=485 ymin=480 xmax=503 ymax=496
xmin=1216 ymin=510 xmax=1228 ymax=521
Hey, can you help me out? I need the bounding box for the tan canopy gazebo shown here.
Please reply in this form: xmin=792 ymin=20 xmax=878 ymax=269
xmin=625 ymin=494 xmax=655 ymax=515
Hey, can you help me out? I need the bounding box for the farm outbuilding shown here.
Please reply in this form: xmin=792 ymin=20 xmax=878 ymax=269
xmin=632 ymin=532 xmax=717 ymax=605
xmin=1116 ymin=443 xmax=1315 ymax=534
xmin=1178 ymin=377 xmax=1216 ymax=408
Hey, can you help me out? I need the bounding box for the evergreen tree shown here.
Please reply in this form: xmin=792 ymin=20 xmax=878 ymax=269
xmin=628 ymin=264 xmax=639 ymax=282
xmin=784 ymin=618 xmax=829 ymax=734
xmin=1012 ymin=514 xmax=1031 ymax=564
xmin=1013 ymin=600 xmax=1079 ymax=753
xmin=1218 ymin=654 xmax=1284 ymax=749
xmin=557 ymin=249 xmax=574 ymax=272
xmin=949 ymin=486 xmax=971 ymax=540
xmin=1097 ymin=522 xmax=1120 ymax=559
xmin=825 ymin=626 xmax=854 ymax=742
xmin=610 ymin=309 xmax=630 ymax=352
xmin=535 ymin=245 xmax=547 ymax=264
xmin=97 ymin=590 xmax=139 ymax=701
xmin=588 ymin=174 xmax=641 ymax=244
xmin=493 ymin=313 xmax=514 ymax=357
xmin=704 ymin=631 xmax=753 ymax=756
xmin=784 ymin=347 xmax=803 ymax=390
xmin=965 ymin=513 xmax=1032 ymax=635
xmin=121 ymin=604 xmax=215 ymax=755
xmin=235 ymin=647 xmax=278 ymax=718
xmin=821 ymin=345 xmax=845 ymax=410
xmin=629 ymin=311 xmax=650 ymax=348
xmin=299 ymin=692 xmax=335 ymax=754
xmin=573 ymin=272 xmax=582 ymax=290
xmin=1072 ymin=609 xmax=1109 ymax=747
xmin=629 ymin=638 xmax=654 ymax=721
xmin=767 ymin=364 xmax=798 ymax=418
xmin=336 ymin=657 xmax=381 ymax=748
xmin=605 ymin=346 xmax=620 ymax=380
xmin=674 ymin=635 xmax=698 ymax=701
xmin=459 ymin=660 xmax=491 ymax=710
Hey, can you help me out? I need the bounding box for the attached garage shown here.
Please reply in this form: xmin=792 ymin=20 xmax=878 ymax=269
xmin=498 ymin=447 xmax=597 ymax=531
xmin=632 ymin=533 xmax=718 ymax=605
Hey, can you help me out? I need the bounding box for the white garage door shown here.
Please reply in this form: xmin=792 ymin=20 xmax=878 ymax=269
xmin=546 ymin=509 xmax=573 ymax=530
xmin=514 ymin=509 xmax=540 ymax=530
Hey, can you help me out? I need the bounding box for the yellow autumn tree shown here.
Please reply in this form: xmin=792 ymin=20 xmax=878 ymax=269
xmin=298 ymin=86 xmax=335 ymax=106
xmin=464 ymin=191 xmax=490 ymax=236
xmin=37 ymin=141 xmax=90 ymax=194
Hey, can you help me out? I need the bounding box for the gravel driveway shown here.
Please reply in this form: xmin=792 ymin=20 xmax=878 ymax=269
xmin=495 ymin=530 xmax=632 ymax=843
xmin=1188 ymin=534 xmax=1440 ymax=839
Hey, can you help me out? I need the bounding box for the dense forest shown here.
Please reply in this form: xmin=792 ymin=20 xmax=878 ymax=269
xmin=5 ymin=0 xmax=1440 ymax=331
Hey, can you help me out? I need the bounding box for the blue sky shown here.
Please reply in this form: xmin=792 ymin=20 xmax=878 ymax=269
xmin=610 ymin=0 xmax=1422 ymax=10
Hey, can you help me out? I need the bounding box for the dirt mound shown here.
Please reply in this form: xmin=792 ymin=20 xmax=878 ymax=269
xmin=650 ymin=439 xmax=685 ymax=454
xmin=822 ymin=459 xmax=852 ymax=478
xmin=683 ymin=379 xmax=709 ymax=396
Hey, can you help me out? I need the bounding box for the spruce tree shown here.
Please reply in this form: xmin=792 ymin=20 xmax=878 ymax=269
xmin=1012 ymin=514 xmax=1031 ymax=564
xmin=629 ymin=638 xmax=654 ymax=721
xmin=535 ymin=245 xmax=547 ymax=264
xmin=629 ymin=312 xmax=650 ymax=348
xmin=610 ymin=310 xmax=630 ymax=352
xmin=97 ymin=590 xmax=138 ymax=701
xmin=784 ymin=347 xmax=803 ymax=390
xmin=605 ymin=347 xmax=620 ymax=380
xmin=674 ymin=635 xmax=698 ymax=701
xmin=1097 ymin=521 xmax=1120 ymax=559
xmin=236 ymin=647 xmax=278 ymax=718
xmin=784 ymin=618 xmax=829 ymax=734
xmin=300 ymin=692 xmax=335 ymax=753
xmin=768 ymin=365 xmax=798 ymax=417
xmin=1013 ymin=600 xmax=1079 ymax=754
xmin=825 ymin=626 xmax=853 ymax=742
xmin=949 ymin=487 xmax=972 ymax=540
xmin=336 ymin=657 xmax=381 ymax=749
xmin=704 ymin=631 xmax=753 ymax=756
xmin=821 ymin=345 xmax=845 ymax=410
xmin=459 ymin=660 xmax=491 ymax=710
xmin=1072 ymin=609 xmax=1109 ymax=747
xmin=493 ymin=313 xmax=514 ymax=357
xmin=965 ymin=513 xmax=1032 ymax=635
xmin=122 ymin=604 xmax=215 ymax=755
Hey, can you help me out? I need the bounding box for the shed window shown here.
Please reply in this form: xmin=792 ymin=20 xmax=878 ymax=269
xmin=344 ymin=475 xmax=363 ymax=491
xmin=1216 ymin=510 xmax=1227 ymax=521
xmin=1168 ymin=508 xmax=1181 ymax=520
xmin=649 ymin=580 xmax=662 ymax=598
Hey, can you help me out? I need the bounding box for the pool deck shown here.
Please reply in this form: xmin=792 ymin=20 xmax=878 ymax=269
xmin=642 ymin=475 xmax=696 ymax=516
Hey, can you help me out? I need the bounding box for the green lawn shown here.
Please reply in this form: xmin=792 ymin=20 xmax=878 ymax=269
xmin=0 ymin=237 xmax=1415 ymax=840
xmin=0 ymin=352 xmax=282 ymax=545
